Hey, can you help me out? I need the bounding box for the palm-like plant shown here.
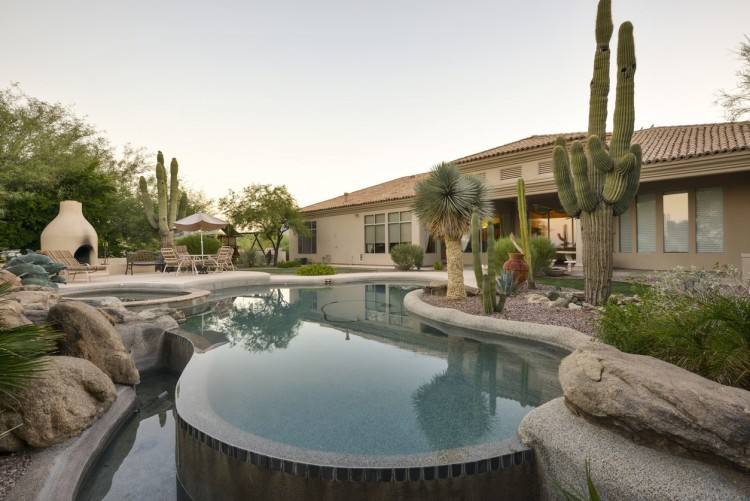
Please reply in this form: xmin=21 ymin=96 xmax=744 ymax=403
xmin=413 ymin=163 xmax=490 ymax=299
xmin=0 ymin=283 xmax=60 ymax=405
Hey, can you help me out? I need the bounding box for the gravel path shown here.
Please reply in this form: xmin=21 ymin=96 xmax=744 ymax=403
xmin=423 ymin=286 xmax=600 ymax=336
xmin=0 ymin=453 xmax=31 ymax=500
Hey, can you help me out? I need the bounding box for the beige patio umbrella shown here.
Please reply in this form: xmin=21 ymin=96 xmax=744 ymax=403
xmin=173 ymin=213 xmax=228 ymax=255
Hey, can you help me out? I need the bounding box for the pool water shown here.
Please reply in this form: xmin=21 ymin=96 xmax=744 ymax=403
xmin=177 ymin=284 xmax=563 ymax=461
xmin=79 ymin=283 xmax=564 ymax=500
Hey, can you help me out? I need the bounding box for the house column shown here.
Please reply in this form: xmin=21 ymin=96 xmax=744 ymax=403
xmin=574 ymin=217 xmax=584 ymax=272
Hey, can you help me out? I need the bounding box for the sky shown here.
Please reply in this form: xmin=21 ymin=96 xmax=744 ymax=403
xmin=2 ymin=0 xmax=749 ymax=207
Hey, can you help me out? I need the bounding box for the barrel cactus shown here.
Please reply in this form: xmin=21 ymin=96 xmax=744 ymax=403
xmin=139 ymin=152 xmax=182 ymax=248
xmin=552 ymin=0 xmax=639 ymax=305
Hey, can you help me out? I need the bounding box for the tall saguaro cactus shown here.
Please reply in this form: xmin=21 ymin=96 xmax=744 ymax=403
xmin=471 ymin=210 xmax=499 ymax=314
xmin=139 ymin=151 xmax=181 ymax=248
xmin=552 ymin=0 xmax=640 ymax=305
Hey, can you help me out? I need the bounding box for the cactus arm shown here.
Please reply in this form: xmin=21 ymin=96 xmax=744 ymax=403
xmin=588 ymin=136 xmax=612 ymax=173
xmin=553 ymin=140 xmax=580 ymax=217
xmin=569 ymin=142 xmax=598 ymax=212
xmin=613 ymin=145 xmax=642 ymax=216
xmin=138 ymin=176 xmax=157 ymax=229
xmin=168 ymin=158 xmax=180 ymax=228
xmin=471 ymin=210 xmax=483 ymax=290
xmin=588 ymin=0 xmax=613 ymax=140
xmin=609 ymin=21 xmax=637 ymax=161
xmin=178 ymin=191 xmax=189 ymax=219
xmin=156 ymin=159 xmax=169 ymax=239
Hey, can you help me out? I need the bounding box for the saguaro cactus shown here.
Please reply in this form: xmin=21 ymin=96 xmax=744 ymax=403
xmin=516 ymin=179 xmax=535 ymax=288
xmin=139 ymin=151 xmax=181 ymax=248
xmin=552 ymin=0 xmax=639 ymax=305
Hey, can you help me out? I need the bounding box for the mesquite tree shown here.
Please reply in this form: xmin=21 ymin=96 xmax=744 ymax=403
xmin=552 ymin=0 xmax=640 ymax=305
xmin=139 ymin=151 xmax=181 ymax=248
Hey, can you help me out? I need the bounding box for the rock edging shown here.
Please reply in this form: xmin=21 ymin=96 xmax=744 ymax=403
xmin=403 ymin=289 xmax=592 ymax=352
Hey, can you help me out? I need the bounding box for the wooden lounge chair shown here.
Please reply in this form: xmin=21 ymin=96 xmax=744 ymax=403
xmin=41 ymin=250 xmax=107 ymax=282
xmin=161 ymin=248 xmax=194 ymax=274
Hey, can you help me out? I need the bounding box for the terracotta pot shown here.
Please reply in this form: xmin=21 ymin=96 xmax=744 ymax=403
xmin=502 ymin=252 xmax=529 ymax=284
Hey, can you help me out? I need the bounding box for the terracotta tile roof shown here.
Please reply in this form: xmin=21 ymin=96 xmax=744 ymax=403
xmin=302 ymin=173 xmax=430 ymax=213
xmin=454 ymin=122 xmax=750 ymax=164
xmin=302 ymin=122 xmax=750 ymax=213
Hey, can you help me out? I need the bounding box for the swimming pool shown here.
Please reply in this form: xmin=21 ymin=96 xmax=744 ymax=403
xmin=174 ymin=283 xmax=564 ymax=500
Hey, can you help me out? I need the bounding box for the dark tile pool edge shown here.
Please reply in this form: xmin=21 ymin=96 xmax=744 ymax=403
xmin=174 ymin=411 xmax=534 ymax=483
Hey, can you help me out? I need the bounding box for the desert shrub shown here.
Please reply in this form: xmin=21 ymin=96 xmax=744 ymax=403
xmin=176 ymin=235 xmax=221 ymax=255
xmin=600 ymin=266 xmax=750 ymax=389
xmin=390 ymin=244 xmax=424 ymax=271
xmin=530 ymin=237 xmax=558 ymax=275
xmin=433 ymin=261 xmax=443 ymax=271
xmin=237 ymin=249 xmax=264 ymax=268
xmin=296 ymin=263 xmax=335 ymax=276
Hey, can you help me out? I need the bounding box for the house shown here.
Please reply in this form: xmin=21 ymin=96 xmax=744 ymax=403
xmin=289 ymin=122 xmax=750 ymax=276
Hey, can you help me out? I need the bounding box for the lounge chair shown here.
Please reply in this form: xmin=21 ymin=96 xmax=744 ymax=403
xmin=161 ymin=248 xmax=194 ymax=274
xmin=41 ymin=250 xmax=107 ymax=282
xmin=215 ymin=246 xmax=235 ymax=271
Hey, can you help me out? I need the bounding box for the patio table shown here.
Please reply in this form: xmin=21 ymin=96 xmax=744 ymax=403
xmin=188 ymin=254 xmax=219 ymax=274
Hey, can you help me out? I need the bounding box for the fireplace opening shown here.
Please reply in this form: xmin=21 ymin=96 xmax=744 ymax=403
xmin=74 ymin=245 xmax=94 ymax=265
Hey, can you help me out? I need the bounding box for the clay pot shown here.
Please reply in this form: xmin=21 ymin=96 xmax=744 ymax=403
xmin=503 ymin=252 xmax=529 ymax=284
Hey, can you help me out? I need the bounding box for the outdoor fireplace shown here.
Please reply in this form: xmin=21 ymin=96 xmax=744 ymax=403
xmin=40 ymin=200 xmax=99 ymax=264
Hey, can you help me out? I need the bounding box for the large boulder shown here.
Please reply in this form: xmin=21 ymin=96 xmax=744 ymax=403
xmin=47 ymin=301 xmax=140 ymax=385
xmin=6 ymin=290 xmax=59 ymax=311
xmin=560 ymin=343 xmax=750 ymax=470
xmin=0 ymin=269 xmax=22 ymax=290
xmin=116 ymin=313 xmax=179 ymax=371
xmin=0 ymin=299 xmax=31 ymax=328
xmin=0 ymin=356 xmax=116 ymax=451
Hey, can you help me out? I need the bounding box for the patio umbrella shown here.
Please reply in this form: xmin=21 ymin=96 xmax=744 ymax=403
xmin=173 ymin=212 xmax=228 ymax=255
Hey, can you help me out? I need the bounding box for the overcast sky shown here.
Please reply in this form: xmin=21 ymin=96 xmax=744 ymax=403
xmin=3 ymin=0 xmax=748 ymax=207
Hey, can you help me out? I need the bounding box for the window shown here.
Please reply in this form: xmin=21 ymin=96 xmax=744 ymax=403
xmin=696 ymin=187 xmax=723 ymax=253
xmin=663 ymin=193 xmax=689 ymax=253
xmin=364 ymin=213 xmax=385 ymax=253
xmin=636 ymin=194 xmax=656 ymax=252
xmin=619 ymin=206 xmax=633 ymax=253
xmin=297 ymin=221 xmax=317 ymax=254
xmin=388 ymin=211 xmax=412 ymax=250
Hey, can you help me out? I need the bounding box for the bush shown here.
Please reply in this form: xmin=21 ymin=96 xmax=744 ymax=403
xmin=494 ymin=236 xmax=557 ymax=276
xmin=599 ymin=267 xmax=750 ymax=389
xmin=433 ymin=261 xmax=443 ymax=271
xmin=277 ymin=259 xmax=301 ymax=268
xmin=390 ymin=244 xmax=424 ymax=271
xmin=296 ymin=263 xmax=336 ymax=276
xmin=237 ymin=249 xmax=263 ymax=268
xmin=176 ymin=235 xmax=221 ymax=255
xmin=530 ymin=237 xmax=557 ymax=275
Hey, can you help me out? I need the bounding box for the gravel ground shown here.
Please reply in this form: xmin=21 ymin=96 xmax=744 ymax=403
xmin=423 ymin=285 xmax=600 ymax=336
xmin=0 ymin=453 xmax=31 ymax=500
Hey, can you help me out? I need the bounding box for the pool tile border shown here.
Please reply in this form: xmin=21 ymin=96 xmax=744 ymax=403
xmin=176 ymin=412 xmax=534 ymax=482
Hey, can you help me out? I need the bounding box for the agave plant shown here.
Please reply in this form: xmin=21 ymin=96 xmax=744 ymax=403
xmin=0 ymin=283 xmax=61 ymax=405
xmin=413 ymin=163 xmax=490 ymax=299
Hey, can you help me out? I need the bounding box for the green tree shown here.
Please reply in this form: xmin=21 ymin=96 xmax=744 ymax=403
xmin=718 ymin=36 xmax=750 ymax=121
xmin=0 ymin=86 xmax=158 ymax=255
xmin=412 ymin=163 xmax=489 ymax=299
xmin=219 ymin=184 xmax=305 ymax=266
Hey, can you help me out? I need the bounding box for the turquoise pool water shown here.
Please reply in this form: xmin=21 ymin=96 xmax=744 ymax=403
xmin=178 ymin=283 xmax=564 ymax=460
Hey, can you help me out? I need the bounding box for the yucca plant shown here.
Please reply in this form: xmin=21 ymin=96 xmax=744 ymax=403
xmin=0 ymin=283 xmax=61 ymax=405
xmin=413 ymin=163 xmax=490 ymax=299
